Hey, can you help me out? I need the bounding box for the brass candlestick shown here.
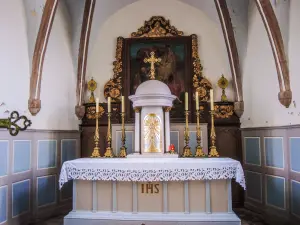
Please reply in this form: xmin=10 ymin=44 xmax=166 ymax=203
xmin=182 ymin=110 xmax=193 ymax=157
xmin=119 ymin=112 xmax=127 ymax=157
xmin=104 ymin=112 xmax=115 ymax=158
xmin=91 ymin=112 xmax=101 ymax=158
xmin=209 ymin=110 xmax=219 ymax=157
xmin=195 ymin=109 xmax=205 ymax=157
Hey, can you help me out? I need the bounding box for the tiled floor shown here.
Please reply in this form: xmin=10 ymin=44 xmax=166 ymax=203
xmin=36 ymin=208 xmax=268 ymax=225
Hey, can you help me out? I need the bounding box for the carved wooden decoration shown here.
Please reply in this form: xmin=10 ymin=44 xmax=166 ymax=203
xmin=28 ymin=0 xmax=58 ymax=115
xmin=131 ymin=16 xmax=184 ymax=37
xmin=215 ymin=0 xmax=244 ymax=117
xmin=103 ymin=16 xmax=212 ymax=103
xmin=255 ymin=0 xmax=292 ymax=107
xmin=75 ymin=0 xmax=96 ymax=119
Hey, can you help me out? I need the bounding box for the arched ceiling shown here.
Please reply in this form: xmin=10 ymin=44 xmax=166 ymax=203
xmin=23 ymin=0 xmax=249 ymax=73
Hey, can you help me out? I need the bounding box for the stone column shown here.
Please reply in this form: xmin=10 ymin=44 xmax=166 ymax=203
xmin=164 ymin=107 xmax=172 ymax=153
xmin=134 ymin=107 xmax=141 ymax=154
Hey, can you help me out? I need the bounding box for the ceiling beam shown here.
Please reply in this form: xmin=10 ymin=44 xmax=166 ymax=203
xmin=255 ymin=0 xmax=292 ymax=108
xmin=75 ymin=0 xmax=96 ymax=119
xmin=28 ymin=0 xmax=59 ymax=115
xmin=214 ymin=0 xmax=244 ymax=117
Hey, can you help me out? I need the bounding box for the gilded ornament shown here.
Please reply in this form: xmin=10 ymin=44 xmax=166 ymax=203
xmin=218 ymin=75 xmax=229 ymax=102
xmin=144 ymin=114 xmax=161 ymax=153
xmin=134 ymin=107 xmax=141 ymax=113
xmin=214 ymin=105 xmax=234 ymax=119
xmin=191 ymin=34 xmax=212 ymax=102
xmin=131 ymin=16 xmax=184 ymax=38
xmin=86 ymin=105 xmax=105 ymax=120
xmin=87 ymin=78 xmax=97 ymax=103
xmin=208 ymin=110 xmax=219 ymax=157
xmin=103 ymin=37 xmax=124 ymax=102
xmin=163 ymin=106 xmax=172 ymax=112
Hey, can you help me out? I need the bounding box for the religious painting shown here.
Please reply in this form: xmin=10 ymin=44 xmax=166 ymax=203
xmin=123 ymin=36 xmax=193 ymax=121
xmin=103 ymin=16 xmax=212 ymax=123
xmin=128 ymin=40 xmax=187 ymax=100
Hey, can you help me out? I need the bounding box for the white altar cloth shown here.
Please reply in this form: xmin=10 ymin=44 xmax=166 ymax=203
xmin=59 ymin=157 xmax=246 ymax=190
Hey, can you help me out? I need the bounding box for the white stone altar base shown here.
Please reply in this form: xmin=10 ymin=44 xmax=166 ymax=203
xmin=59 ymin=158 xmax=245 ymax=225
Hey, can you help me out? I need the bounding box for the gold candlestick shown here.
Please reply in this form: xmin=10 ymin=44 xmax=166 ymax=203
xmin=195 ymin=109 xmax=205 ymax=157
xmin=182 ymin=110 xmax=193 ymax=157
xmin=91 ymin=112 xmax=101 ymax=158
xmin=208 ymin=110 xmax=219 ymax=157
xmin=119 ymin=112 xmax=127 ymax=157
xmin=104 ymin=112 xmax=115 ymax=158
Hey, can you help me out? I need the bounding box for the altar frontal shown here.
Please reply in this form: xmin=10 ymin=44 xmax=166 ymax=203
xmin=60 ymin=158 xmax=245 ymax=225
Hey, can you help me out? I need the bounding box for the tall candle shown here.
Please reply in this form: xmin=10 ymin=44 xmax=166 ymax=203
xmin=96 ymin=98 xmax=99 ymax=113
xmin=108 ymin=97 xmax=111 ymax=113
xmin=210 ymin=89 xmax=214 ymax=110
xmin=195 ymin=92 xmax=199 ymax=110
xmin=185 ymin=92 xmax=188 ymax=110
xmin=121 ymin=96 xmax=125 ymax=112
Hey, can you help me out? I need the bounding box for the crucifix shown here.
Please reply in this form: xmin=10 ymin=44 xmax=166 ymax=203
xmin=143 ymin=51 xmax=161 ymax=80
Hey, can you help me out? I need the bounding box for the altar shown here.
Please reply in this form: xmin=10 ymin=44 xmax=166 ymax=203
xmin=64 ymin=22 xmax=246 ymax=224
xmin=59 ymin=157 xmax=245 ymax=225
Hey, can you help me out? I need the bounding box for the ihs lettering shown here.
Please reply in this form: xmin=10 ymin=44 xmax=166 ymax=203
xmin=141 ymin=183 xmax=159 ymax=194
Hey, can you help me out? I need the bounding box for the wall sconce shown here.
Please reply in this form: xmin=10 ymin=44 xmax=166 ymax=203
xmin=0 ymin=111 xmax=32 ymax=136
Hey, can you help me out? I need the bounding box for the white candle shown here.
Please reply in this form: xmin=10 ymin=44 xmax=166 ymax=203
xmin=210 ymin=89 xmax=214 ymax=110
xmin=185 ymin=92 xmax=188 ymax=110
xmin=108 ymin=97 xmax=111 ymax=113
xmin=96 ymin=98 xmax=99 ymax=113
xmin=121 ymin=96 xmax=125 ymax=112
xmin=195 ymin=92 xmax=199 ymax=110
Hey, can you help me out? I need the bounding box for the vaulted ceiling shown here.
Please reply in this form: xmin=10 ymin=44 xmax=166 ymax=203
xmin=23 ymin=0 xmax=291 ymax=117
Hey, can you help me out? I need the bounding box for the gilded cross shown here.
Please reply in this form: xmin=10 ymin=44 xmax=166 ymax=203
xmin=143 ymin=51 xmax=161 ymax=80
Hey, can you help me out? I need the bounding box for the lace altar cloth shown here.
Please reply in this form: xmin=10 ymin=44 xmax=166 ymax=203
xmin=59 ymin=157 xmax=246 ymax=190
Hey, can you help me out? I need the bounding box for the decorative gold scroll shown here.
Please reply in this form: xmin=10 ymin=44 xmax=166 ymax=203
xmin=131 ymin=16 xmax=184 ymax=38
xmin=103 ymin=37 xmax=124 ymax=102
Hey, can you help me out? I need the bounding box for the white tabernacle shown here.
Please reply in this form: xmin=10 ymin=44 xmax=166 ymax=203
xmin=59 ymin=157 xmax=246 ymax=225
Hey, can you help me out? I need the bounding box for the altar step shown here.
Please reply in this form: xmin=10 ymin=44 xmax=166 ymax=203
xmin=64 ymin=211 xmax=241 ymax=225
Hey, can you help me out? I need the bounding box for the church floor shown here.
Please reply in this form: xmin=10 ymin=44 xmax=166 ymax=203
xmin=34 ymin=208 xmax=269 ymax=225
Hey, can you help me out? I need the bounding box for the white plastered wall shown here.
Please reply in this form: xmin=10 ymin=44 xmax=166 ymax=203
xmin=0 ymin=1 xmax=78 ymax=130
xmin=240 ymin=0 xmax=300 ymax=128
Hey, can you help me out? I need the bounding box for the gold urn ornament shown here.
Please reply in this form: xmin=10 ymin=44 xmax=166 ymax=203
xmin=87 ymin=78 xmax=97 ymax=103
xmin=217 ymin=75 xmax=228 ymax=102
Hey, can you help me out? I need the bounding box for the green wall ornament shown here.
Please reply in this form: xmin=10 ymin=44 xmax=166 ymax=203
xmin=0 ymin=111 xmax=32 ymax=136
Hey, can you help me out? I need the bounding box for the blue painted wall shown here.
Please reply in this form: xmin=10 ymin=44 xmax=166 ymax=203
xmin=12 ymin=180 xmax=30 ymax=217
xmin=244 ymin=137 xmax=260 ymax=165
xmin=265 ymin=138 xmax=284 ymax=168
xmin=37 ymin=175 xmax=56 ymax=207
xmin=291 ymin=180 xmax=300 ymax=217
xmin=38 ymin=140 xmax=57 ymax=169
xmin=0 ymin=133 xmax=79 ymax=225
xmin=290 ymin=138 xmax=300 ymax=172
xmin=0 ymin=141 xmax=8 ymax=177
xmin=61 ymin=140 xmax=77 ymax=200
xmin=0 ymin=185 xmax=7 ymax=223
xmin=13 ymin=140 xmax=31 ymax=173
xmin=245 ymin=171 xmax=262 ymax=202
xmin=243 ymin=132 xmax=300 ymax=224
xmin=266 ymin=175 xmax=285 ymax=209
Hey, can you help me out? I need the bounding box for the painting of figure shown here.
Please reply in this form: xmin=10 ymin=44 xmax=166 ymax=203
xmin=129 ymin=41 xmax=186 ymax=101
